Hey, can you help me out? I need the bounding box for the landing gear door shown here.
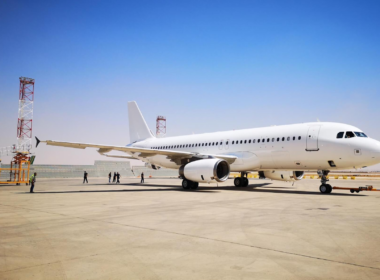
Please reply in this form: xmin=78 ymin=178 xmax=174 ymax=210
xmin=306 ymin=125 xmax=321 ymax=151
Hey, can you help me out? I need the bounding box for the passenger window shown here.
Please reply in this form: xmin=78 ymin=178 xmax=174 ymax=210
xmin=202 ymin=143 xmax=204 ymax=146
xmin=232 ymin=141 xmax=235 ymax=144
xmin=244 ymin=140 xmax=247 ymax=144
xmin=337 ymin=132 xmax=344 ymax=138
xmin=249 ymin=140 xmax=251 ymax=143
xmin=192 ymin=144 xmax=194 ymax=147
xmin=287 ymin=137 xmax=290 ymax=141
xmin=240 ymin=140 xmax=242 ymax=144
xmin=253 ymin=139 xmax=256 ymax=143
xmin=277 ymin=138 xmax=280 ymax=141
xmin=209 ymin=143 xmax=211 ymax=146
xmin=220 ymin=142 xmax=222 ymax=145
xmin=272 ymin=138 xmax=275 ymax=142
xmin=262 ymin=139 xmax=265 ymax=142
xmin=282 ymin=137 xmax=285 ymax=141
xmin=205 ymin=143 xmax=208 ymax=146
xmin=212 ymin=142 xmax=215 ymax=146
xmin=345 ymin=131 xmax=355 ymax=138
xmin=293 ymin=137 xmax=295 ymax=140
xmin=298 ymin=136 xmax=301 ymax=140
xmin=226 ymin=141 xmax=229 ymax=144
xmin=258 ymin=139 xmax=261 ymax=143
xmin=216 ymin=142 xmax=218 ymax=146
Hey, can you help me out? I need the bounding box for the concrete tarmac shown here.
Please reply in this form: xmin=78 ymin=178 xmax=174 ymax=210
xmin=1 ymin=178 xmax=380 ymax=279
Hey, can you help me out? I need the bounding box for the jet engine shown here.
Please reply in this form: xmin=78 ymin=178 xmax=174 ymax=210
xmin=259 ymin=170 xmax=305 ymax=182
xmin=179 ymin=159 xmax=230 ymax=183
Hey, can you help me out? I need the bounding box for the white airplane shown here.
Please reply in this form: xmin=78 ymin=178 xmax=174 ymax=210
xmin=36 ymin=101 xmax=380 ymax=193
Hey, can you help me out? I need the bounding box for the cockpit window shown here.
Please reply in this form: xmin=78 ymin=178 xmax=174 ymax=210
xmin=337 ymin=132 xmax=344 ymax=139
xmin=354 ymin=132 xmax=368 ymax=137
xmin=345 ymin=131 xmax=355 ymax=138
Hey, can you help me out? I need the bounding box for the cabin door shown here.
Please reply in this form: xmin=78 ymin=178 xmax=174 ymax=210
xmin=306 ymin=126 xmax=321 ymax=151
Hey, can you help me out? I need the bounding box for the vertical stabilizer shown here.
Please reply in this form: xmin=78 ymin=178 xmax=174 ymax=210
xmin=128 ymin=101 xmax=154 ymax=143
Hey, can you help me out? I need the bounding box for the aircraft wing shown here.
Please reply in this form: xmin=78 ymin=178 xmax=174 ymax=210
xmin=36 ymin=137 xmax=237 ymax=164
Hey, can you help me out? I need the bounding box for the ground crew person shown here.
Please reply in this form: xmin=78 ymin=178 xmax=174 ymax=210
xmin=141 ymin=172 xmax=144 ymax=183
xmin=116 ymin=172 xmax=120 ymax=184
xmin=83 ymin=171 xmax=88 ymax=184
xmin=30 ymin=172 xmax=37 ymax=193
xmin=108 ymin=172 xmax=111 ymax=183
xmin=113 ymin=172 xmax=116 ymax=183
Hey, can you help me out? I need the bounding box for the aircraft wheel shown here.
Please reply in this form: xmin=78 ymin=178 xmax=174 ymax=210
xmin=182 ymin=179 xmax=190 ymax=190
xmin=326 ymin=184 xmax=332 ymax=193
xmin=350 ymin=189 xmax=355 ymax=193
xmin=319 ymin=184 xmax=331 ymax=194
xmin=234 ymin=177 xmax=242 ymax=187
xmin=242 ymin=177 xmax=249 ymax=187
xmin=191 ymin=182 xmax=199 ymax=190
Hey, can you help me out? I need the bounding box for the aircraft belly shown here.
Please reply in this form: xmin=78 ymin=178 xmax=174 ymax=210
xmin=145 ymin=155 xmax=179 ymax=169
xmin=230 ymin=152 xmax=260 ymax=171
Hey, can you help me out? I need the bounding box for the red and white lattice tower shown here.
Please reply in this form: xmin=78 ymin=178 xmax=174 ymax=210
xmin=16 ymin=77 xmax=35 ymax=153
xmin=156 ymin=116 xmax=166 ymax=138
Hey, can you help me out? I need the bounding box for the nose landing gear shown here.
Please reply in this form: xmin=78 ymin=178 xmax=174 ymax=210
xmin=318 ymin=170 xmax=332 ymax=194
xmin=234 ymin=172 xmax=249 ymax=187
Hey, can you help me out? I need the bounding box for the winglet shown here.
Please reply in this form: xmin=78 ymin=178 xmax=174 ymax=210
xmin=35 ymin=137 xmax=41 ymax=148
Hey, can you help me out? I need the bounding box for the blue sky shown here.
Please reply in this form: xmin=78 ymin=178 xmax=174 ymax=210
xmin=0 ymin=0 xmax=379 ymax=168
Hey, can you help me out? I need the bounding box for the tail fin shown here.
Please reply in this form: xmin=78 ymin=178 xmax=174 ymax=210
xmin=128 ymin=101 xmax=155 ymax=143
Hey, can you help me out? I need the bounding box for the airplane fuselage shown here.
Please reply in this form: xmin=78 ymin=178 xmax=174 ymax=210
xmin=130 ymin=122 xmax=380 ymax=172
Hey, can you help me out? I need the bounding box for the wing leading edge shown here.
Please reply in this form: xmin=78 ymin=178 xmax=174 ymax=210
xmin=35 ymin=137 xmax=237 ymax=164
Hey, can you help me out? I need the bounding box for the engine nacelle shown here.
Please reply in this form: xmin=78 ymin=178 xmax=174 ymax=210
xmin=260 ymin=170 xmax=305 ymax=182
xmin=179 ymin=159 xmax=230 ymax=183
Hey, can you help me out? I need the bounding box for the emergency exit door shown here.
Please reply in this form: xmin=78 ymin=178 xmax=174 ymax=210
xmin=306 ymin=126 xmax=321 ymax=151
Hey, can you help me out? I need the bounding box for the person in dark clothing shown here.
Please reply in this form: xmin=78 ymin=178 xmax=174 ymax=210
xmin=116 ymin=172 xmax=120 ymax=184
xmin=113 ymin=172 xmax=116 ymax=183
xmin=30 ymin=172 xmax=37 ymax=193
xmin=141 ymin=172 xmax=144 ymax=183
xmin=83 ymin=171 xmax=88 ymax=183
xmin=108 ymin=172 xmax=111 ymax=183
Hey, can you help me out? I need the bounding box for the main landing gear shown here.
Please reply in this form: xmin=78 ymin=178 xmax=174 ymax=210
xmin=182 ymin=179 xmax=199 ymax=190
xmin=319 ymin=170 xmax=332 ymax=194
xmin=234 ymin=172 xmax=249 ymax=187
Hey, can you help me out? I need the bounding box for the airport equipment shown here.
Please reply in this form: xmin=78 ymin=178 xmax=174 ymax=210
xmin=17 ymin=77 xmax=35 ymax=153
xmin=333 ymin=185 xmax=380 ymax=193
xmin=0 ymin=77 xmax=34 ymax=185
xmin=156 ymin=115 xmax=166 ymax=138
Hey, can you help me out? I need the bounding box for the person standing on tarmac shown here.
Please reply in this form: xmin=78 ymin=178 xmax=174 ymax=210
xmin=108 ymin=172 xmax=111 ymax=183
xmin=83 ymin=171 xmax=88 ymax=184
xmin=116 ymin=172 xmax=120 ymax=184
xmin=113 ymin=172 xmax=116 ymax=183
xmin=141 ymin=172 xmax=144 ymax=183
xmin=30 ymin=172 xmax=37 ymax=193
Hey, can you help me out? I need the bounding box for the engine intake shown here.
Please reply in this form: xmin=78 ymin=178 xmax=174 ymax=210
xmin=179 ymin=159 xmax=230 ymax=183
xmin=260 ymin=170 xmax=304 ymax=182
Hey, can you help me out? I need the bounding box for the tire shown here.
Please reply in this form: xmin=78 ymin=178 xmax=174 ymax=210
xmin=319 ymin=184 xmax=329 ymax=194
xmin=326 ymin=184 xmax=332 ymax=193
xmin=350 ymin=189 xmax=355 ymax=193
xmin=234 ymin=177 xmax=242 ymax=187
xmin=191 ymin=182 xmax=199 ymax=190
xmin=182 ymin=179 xmax=190 ymax=190
xmin=242 ymin=177 xmax=249 ymax=187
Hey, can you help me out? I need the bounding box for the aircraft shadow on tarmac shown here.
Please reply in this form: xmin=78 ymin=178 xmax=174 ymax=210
xmin=22 ymin=182 xmax=365 ymax=196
